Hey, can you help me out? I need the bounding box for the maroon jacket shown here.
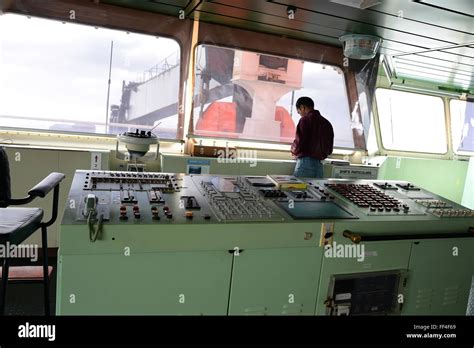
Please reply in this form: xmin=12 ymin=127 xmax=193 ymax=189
xmin=291 ymin=110 xmax=334 ymax=160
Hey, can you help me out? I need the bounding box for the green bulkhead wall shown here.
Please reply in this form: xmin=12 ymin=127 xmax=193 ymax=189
xmin=378 ymin=156 xmax=469 ymax=204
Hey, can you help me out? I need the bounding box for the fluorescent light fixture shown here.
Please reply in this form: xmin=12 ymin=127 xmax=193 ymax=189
xmin=330 ymin=0 xmax=381 ymax=9
xmin=391 ymin=84 xmax=471 ymax=98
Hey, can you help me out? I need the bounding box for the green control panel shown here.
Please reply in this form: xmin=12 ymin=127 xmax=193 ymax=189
xmin=57 ymin=170 xmax=474 ymax=315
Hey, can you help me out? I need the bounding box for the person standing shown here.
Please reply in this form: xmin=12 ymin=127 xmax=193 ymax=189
xmin=291 ymin=97 xmax=334 ymax=178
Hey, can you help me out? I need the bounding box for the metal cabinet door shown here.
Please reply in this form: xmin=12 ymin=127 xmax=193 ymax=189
xmin=57 ymin=250 xmax=232 ymax=315
xmin=228 ymin=247 xmax=323 ymax=315
xmin=403 ymin=238 xmax=474 ymax=315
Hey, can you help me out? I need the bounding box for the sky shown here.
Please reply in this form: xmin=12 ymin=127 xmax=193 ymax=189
xmin=0 ymin=13 xmax=180 ymax=134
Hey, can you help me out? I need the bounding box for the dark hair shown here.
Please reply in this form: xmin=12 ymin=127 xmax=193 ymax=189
xmin=296 ymin=97 xmax=314 ymax=109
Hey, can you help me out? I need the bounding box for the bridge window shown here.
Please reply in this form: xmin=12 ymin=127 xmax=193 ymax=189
xmin=0 ymin=14 xmax=181 ymax=139
xmin=376 ymin=88 xmax=447 ymax=154
xmin=191 ymin=44 xmax=355 ymax=148
xmin=450 ymin=100 xmax=474 ymax=154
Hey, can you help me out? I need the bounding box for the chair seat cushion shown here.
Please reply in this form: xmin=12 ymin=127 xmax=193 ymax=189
xmin=0 ymin=208 xmax=43 ymax=244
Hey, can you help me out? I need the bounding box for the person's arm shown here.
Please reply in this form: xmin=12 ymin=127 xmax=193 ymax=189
xmin=291 ymin=118 xmax=307 ymax=157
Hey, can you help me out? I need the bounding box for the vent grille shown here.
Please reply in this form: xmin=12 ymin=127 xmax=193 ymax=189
xmin=467 ymin=276 xmax=474 ymax=316
xmin=281 ymin=303 xmax=304 ymax=315
xmin=442 ymin=286 xmax=460 ymax=306
xmin=244 ymin=306 xmax=267 ymax=315
xmin=415 ymin=289 xmax=433 ymax=309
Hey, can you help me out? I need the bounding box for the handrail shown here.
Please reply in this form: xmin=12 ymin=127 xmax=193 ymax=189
xmin=135 ymin=50 xmax=180 ymax=83
xmin=343 ymin=228 xmax=474 ymax=244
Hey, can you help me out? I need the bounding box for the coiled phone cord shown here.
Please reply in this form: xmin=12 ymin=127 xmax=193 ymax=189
xmin=88 ymin=211 xmax=104 ymax=242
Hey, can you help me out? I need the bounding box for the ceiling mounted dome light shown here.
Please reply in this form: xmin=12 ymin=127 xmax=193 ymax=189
xmin=339 ymin=34 xmax=382 ymax=60
xmin=330 ymin=0 xmax=381 ymax=10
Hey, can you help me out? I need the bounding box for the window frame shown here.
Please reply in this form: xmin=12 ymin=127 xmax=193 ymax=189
xmin=375 ymin=87 xmax=449 ymax=155
xmin=189 ymin=42 xmax=360 ymax=151
xmin=449 ymin=98 xmax=474 ymax=155
xmin=0 ymin=13 xmax=184 ymax=141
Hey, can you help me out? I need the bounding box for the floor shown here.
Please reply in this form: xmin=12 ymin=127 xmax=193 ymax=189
xmin=3 ymin=257 xmax=57 ymax=315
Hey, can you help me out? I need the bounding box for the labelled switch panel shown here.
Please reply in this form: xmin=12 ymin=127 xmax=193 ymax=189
xmin=181 ymin=196 xmax=200 ymax=210
xmin=148 ymin=190 xmax=165 ymax=204
xmin=326 ymin=270 xmax=406 ymax=316
xmin=120 ymin=190 xmax=137 ymax=204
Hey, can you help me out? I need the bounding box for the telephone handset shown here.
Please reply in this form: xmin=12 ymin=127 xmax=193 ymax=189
xmin=84 ymin=194 xmax=103 ymax=242
xmin=84 ymin=194 xmax=98 ymax=217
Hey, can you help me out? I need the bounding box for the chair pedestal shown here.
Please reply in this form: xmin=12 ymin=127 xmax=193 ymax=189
xmin=0 ymin=258 xmax=9 ymax=314
xmin=41 ymin=226 xmax=50 ymax=316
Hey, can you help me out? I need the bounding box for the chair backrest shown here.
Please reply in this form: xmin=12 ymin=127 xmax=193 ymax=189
xmin=0 ymin=147 xmax=11 ymax=206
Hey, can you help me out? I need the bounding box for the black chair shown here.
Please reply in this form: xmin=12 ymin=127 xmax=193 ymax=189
xmin=0 ymin=147 xmax=65 ymax=315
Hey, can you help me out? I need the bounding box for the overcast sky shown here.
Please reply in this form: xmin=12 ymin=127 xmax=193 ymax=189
xmin=0 ymin=13 xmax=179 ymax=132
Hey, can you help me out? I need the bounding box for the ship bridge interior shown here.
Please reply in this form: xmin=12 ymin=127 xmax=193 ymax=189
xmin=0 ymin=0 xmax=473 ymax=337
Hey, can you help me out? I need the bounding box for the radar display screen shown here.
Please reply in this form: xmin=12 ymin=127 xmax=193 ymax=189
xmin=277 ymin=201 xmax=357 ymax=220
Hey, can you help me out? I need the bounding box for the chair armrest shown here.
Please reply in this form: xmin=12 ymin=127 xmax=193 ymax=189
xmin=28 ymin=172 xmax=66 ymax=198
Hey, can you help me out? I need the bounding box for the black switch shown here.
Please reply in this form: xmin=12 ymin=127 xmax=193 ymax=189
xmin=182 ymin=196 xmax=200 ymax=210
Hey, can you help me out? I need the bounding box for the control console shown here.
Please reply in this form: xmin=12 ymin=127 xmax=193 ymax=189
xmin=62 ymin=171 xmax=474 ymax=227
